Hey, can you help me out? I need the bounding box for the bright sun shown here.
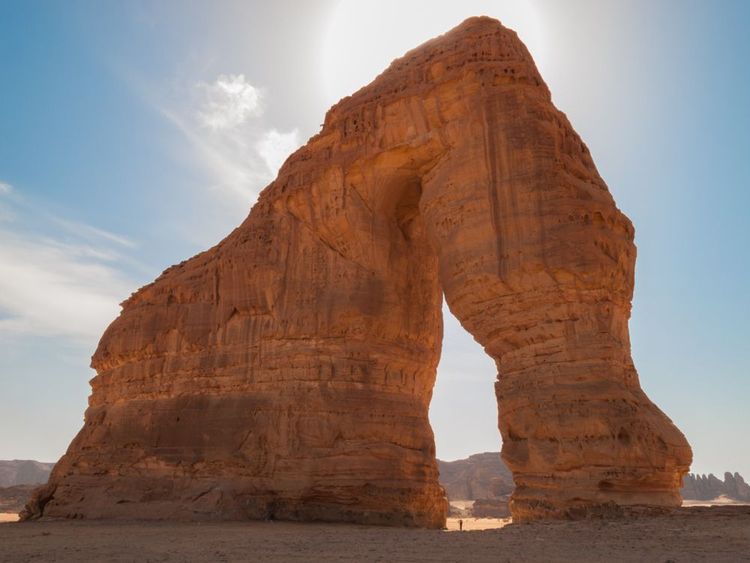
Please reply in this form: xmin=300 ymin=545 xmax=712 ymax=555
xmin=320 ymin=0 xmax=546 ymax=107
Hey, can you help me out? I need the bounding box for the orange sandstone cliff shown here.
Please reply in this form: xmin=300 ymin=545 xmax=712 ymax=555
xmin=23 ymin=17 xmax=691 ymax=526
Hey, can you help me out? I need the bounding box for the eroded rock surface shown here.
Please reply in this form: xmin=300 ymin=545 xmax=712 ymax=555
xmin=25 ymin=16 xmax=691 ymax=526
xmin=438 ymin=452 xmax=513 ymax=501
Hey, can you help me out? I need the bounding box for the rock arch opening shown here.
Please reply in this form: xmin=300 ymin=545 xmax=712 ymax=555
xmin=429 ymin=304 xmax=501 ymax=462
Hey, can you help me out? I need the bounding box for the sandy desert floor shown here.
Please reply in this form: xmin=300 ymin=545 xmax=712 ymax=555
xmin=682 ymin=495 xmax=749 ymax=507
xmin=1 ymin=506 xmax=749 ymax=562
xmin=446 ymin=516 xmax=509 ymax=531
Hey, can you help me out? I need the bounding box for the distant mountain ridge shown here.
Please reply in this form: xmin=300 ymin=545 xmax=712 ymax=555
xmin=437 ymin=452 xmax=513 ymax=500
xmin=682 ymin=472 xmax=750 ymax=501
xmin=0 ymin=460 xmax=55 ymax=487
xmin=3 ymin=456 xmax=748 ymax=504
xmin=437 ymin=452 xmax=750 ymax=503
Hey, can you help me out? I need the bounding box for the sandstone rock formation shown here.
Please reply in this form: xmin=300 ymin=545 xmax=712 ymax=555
xmin=23 ymin=16 xmax=691 ymax=526
xmin=438 ymin=452 xmax=513 ymax=501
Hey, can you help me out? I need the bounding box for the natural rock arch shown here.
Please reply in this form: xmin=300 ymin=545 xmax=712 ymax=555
xmin=24 ymin=17 xmax=691 ymax=527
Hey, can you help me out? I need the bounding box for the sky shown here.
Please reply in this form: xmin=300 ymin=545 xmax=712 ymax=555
xmin=0 ymin=0 xmax=748 ymax=479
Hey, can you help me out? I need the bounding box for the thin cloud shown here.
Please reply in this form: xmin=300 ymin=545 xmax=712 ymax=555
xmin=0 ymin=181 xmax=136 ymax=250
xmin=0 ymin=186 xmax=140 ymax=343
xmin=53 ymin=217 xmax=136 ymax=249
xmin=256 ymin=128 xmax=301 ymax=174
xmin=148 ymin=74 xmax=302 ymax=207
xmin=0 ymin=232 xmax=132 ymax=341
xmin=196 ymin=74 xmax=261 ymax=130
xmin=159 ymin=105 xmax=269 ymax=204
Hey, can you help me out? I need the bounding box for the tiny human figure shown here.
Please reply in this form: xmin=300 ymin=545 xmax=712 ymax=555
xmin=459 ymin=518 xmax=463 ymax=531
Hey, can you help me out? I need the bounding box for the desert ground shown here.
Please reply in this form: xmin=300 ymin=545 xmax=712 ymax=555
xmin=446 ymin=516 xmax=509 ymax=531
xmin=0 ymin=507 xmax=748 ymax=562
xmin=682 ymin=495 xmax=749 ymax=507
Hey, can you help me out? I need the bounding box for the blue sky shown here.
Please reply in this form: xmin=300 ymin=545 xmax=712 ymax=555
xmin=0 ymin=0 xmax=748 ymax=479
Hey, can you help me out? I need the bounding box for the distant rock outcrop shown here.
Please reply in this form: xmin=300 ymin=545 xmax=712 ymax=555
xmin=438 ymin=452 xmax=511 ymax=519
xmin=0 ymin=461 xmax=54 ymax=487
xmin=438 ymin=452 xmax=513 ymax=500
xmin=681 ymin=472 xmax=750 ymax=501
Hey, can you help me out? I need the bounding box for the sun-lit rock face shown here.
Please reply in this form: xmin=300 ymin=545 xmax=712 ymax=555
xmin=23 ymin=16 xmax=691 ymax=526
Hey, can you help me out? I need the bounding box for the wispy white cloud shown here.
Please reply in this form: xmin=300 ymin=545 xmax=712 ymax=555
xmin=256 ymin=128 xmax=301 ymax=174
xmin=196 ymin=74 xmax=261 ymax=130
xmin=159 ymin=105 xmax=270 ymax=204
xmin=0 ymin=181 xmax=14 ymax=222
xmin=134 ymin=72 xmax=302 ymax=209
xmin=0 ymin=232 xmax=132 ymax=341
xmin=52 ymin=217 xmax=136 ymax=249
xmin=0 ymin=186 xmax=139 ymax=343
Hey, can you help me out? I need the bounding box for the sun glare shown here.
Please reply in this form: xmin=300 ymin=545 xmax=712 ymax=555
xmin=320 ymin=0 xmax=545 ymax=107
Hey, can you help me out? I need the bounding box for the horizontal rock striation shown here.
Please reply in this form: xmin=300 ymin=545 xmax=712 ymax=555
xmin=24 ymin=16 xmax=691 ymax=526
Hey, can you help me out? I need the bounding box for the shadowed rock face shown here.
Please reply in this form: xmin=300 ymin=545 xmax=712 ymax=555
xmin=23 ymin=17 xmax=691 ymax=527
